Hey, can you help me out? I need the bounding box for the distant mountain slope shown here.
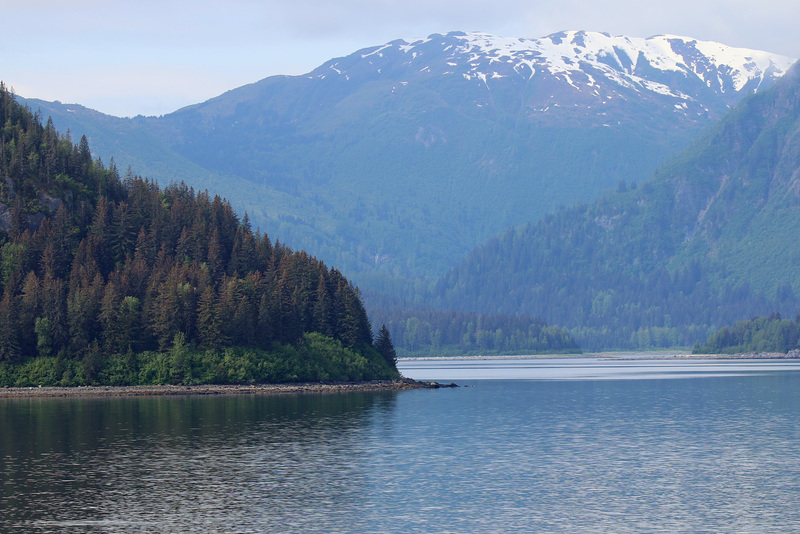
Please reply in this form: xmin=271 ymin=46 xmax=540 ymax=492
xmin=433 ymin=61 xmax=800 ymax=350
xmin=15 ymin=99 xmax=264 ymax=218
xmin=20 ymin=31 xmax=795 ymax=292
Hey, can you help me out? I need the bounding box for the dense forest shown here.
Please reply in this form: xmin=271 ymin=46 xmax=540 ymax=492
xmin=693 ymin=314 xmax=800 ymax=355
xmin=0 ymin=84 xmax=398 ymax=386
xmin=431 ymin=202 xmax=795 ymax=350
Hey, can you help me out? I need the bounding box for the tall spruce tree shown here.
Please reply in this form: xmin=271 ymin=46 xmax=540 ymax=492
xmin=375 ymin=325 xmax=397 ymax=368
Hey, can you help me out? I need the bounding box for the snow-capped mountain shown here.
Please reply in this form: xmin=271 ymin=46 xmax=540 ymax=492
xmin=27 ymin=31 xmax=798 ymax=289
xmin=312 ymin=31 xmax=794 ymax=121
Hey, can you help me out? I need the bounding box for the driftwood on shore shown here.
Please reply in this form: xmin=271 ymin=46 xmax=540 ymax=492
xmin=0 ymin=378 xmax=458 ymax=399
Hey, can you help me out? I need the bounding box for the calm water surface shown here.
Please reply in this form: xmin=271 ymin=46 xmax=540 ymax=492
xmin=3 ymin=357 xmax=800 ymax=533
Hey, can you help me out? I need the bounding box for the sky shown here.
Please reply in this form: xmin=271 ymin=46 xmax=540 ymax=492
xmin=2 ymin=0 xmax=798 ymax=118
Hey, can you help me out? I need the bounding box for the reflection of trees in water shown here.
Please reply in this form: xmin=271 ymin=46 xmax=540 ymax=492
xmin=0 ymin=392 xmax=400 ymax=530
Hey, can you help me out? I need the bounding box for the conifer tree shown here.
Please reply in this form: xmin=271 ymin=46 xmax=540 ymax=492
xmin=117 ymin=296 xmax=143 ymax=353
xmin=375 ymin=325 xmax=397 ymax=368
xmin=99 ymin=280 xmax=121 ymax=352
xmin=197 ymin=284 xmax=224 ymax=350
xmin=0 ymin=276 xmax=22 ymax=362
xmin=313 ymin=271 xmax=335 ymax=338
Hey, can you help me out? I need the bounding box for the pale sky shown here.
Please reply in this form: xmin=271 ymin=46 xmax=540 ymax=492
xmin=2 ymin=0 xmax=798 ymax=117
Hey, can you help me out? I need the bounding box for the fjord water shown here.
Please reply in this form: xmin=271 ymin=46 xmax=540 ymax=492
xmin=3 ymin=359 xmax=800 ymax=532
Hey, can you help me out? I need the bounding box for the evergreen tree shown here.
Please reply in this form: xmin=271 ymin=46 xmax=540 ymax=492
xmin=99 ymin=280 xmax=121 ymax=352
xmin=117 ymin=296 xmax=143 ymax=353
xmin=0 ymin=276 xmax=22 ymax=362
xmin=375 ymin=325 xmax=397 ymax=368
xmin=197 ymin=284 xmax=225 ymax=349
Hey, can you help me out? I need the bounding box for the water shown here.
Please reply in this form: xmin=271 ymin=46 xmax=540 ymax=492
xmin=400 ymin=356 xmax=800 ymax=381
xmin=3 ymin=358 xmax=800 ymax=533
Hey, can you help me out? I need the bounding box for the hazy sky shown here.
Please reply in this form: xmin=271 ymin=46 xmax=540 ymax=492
xmin=2 ymin=0 xmax=798 ymax=117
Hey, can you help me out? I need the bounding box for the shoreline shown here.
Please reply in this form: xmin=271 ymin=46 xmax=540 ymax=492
xmin=0 ymin=378 xmax=456 ymax=399
xmin=399 ymin=351 xmax=800 ymax=361
xmin=6 ymin=351 xmax=797 ymax=397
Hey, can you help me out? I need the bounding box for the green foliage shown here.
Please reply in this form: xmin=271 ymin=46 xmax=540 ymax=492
xmin=0 ymin=332 xmax=399 ymax=387
xmin=0 ymin=242 xmax=25 ymax=285
xmin=34 ymin=317 xmax=53 ymax=357
xmin=693 ymin=314 xmax=800 ymax=354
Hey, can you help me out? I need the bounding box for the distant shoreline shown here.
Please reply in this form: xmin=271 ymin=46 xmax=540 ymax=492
xmin=399 ymin=351 xmax=800 ymax=361
xmin=0 ymin=378 xmax=452 ymax=399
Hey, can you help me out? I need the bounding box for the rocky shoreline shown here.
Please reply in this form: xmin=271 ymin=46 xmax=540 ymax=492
xmin=0 ymin=378 xmax=458 ymax=399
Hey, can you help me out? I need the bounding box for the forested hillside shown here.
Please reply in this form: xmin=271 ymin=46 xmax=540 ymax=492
xmin=433 ymin=61 xmax=800 ymax=350
xmin=0 ymin=85 xmax=398 ymax=386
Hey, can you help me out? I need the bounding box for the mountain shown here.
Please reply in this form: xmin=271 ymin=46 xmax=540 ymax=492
xmin=431 ymin=60 xmax=800 ymax=350
xmin=0 ymin=85 xmax=399 ymax=386
xmin=20 ymin=31 xmax=795 ymax=294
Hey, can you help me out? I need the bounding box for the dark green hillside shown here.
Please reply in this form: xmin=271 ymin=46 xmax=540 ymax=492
xmin=0 ymin=85 xmax=398 ymax=386
xmin=434 ymin=61 xmax=800 ymax=350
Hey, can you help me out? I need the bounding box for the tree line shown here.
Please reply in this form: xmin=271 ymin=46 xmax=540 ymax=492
xmin=693 ymin=313 xmax=800 ymax=354
xmin=371 ymin=308 xmax=580 ymax=357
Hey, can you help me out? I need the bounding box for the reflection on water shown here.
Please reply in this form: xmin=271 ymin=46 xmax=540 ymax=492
xmin=1 ymin=393 xmax=399 ymax=533
xmin=3 ymin=360 xmax=800 ymax=532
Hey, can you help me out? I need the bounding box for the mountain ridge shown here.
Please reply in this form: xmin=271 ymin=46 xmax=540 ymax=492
xmin=17 ymin=31 xmax=796 ymax=294
xmin=314 ymin=31 xmax=793 ymax=108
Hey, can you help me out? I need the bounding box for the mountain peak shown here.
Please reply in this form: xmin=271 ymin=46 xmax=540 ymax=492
xmin=313 ymin=31 xmax=795 ymax=110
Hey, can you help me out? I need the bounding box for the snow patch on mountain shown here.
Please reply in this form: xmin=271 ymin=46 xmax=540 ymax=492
xmin=441 ymin=31 xmax=792 ymax=97
xmin=313 ymin=30 xmax=796 ymax=106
